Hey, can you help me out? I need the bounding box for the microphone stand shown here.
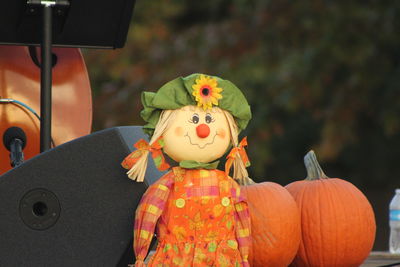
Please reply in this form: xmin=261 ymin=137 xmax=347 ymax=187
xmin=27 ymin=0 xmax=70 ymax=152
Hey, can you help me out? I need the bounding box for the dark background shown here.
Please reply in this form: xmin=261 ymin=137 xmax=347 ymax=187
xmin=83 ymin=0 xmax=400 ymax=251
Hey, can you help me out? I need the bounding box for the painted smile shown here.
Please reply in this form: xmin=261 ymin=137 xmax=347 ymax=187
xmin=184 ymin=132 xmax=218 ymax=149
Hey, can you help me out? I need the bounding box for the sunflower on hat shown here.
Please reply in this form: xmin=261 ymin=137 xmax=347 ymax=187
xmin=192 ymin=74 xmax=223 ymax=110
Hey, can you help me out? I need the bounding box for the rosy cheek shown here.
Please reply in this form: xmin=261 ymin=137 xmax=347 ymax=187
xmin=175 ymin=127 xmax=184 ymax=136
xmin=217 ymin=128 xmax=226 ymax=139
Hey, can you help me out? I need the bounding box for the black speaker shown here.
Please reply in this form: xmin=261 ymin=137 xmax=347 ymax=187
xmin=0 ymin=126 xmax=163 ymax=266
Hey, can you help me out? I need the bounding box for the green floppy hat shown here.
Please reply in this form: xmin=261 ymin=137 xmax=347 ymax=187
xmin=141 ymin=73 xmax=252 ymax=137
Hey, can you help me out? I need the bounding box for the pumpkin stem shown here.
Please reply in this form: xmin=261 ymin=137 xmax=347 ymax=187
xmin=304 ymin=150 xmax=329 ymax=180
xmin=238 ymin=176 xmax=256 ymax=186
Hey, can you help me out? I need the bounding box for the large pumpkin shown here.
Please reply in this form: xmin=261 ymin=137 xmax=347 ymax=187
xmin=285 ymin=151 xmax=376 ymax=267
xmin=240 ymin=177 xmax=301 ymax=267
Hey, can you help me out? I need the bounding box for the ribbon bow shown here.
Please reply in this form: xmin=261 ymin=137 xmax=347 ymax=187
xmin=225 ymin=137 xmax=250 ymax=175
xmin=121 ymin=137 xmax=170 ymax=172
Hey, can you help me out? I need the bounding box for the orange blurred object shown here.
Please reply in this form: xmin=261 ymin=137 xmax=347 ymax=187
xmin=0 ymin=45 xmax=92 ymax=175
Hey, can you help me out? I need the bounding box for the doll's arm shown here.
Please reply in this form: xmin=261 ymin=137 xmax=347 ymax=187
xmin=133 ymin=172 xmax=174 ymax=266
xmin=232 ymin=181 xmax=251 ymax=267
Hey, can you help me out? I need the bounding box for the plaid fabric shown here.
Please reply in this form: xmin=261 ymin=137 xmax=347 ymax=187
xmin=133 ymin=168 xmax=251 ymax=266
xmin=186 ymin=170 xmax=220 ymax=197
xmin=133 ymin=172 xmax=174 ymax=262
xmin=231 ymin=177 xmax=252 ymax=265
xmin=121 ymin=137 xmax=170 ymax=172
xmin=225 ymin=137 xmax=251 ymax=176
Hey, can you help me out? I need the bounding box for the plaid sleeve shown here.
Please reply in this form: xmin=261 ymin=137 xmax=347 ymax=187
xmin=231 ymin=179 xmax=251 ymax=266
xmin=133 ymin=172 xmax=174 ymax=264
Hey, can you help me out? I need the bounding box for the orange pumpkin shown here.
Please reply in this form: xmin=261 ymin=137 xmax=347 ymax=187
xmin=285 ymin=150 xmax=376 ymax=267
xmin=240 ymin=177 xmax=301 ymax=267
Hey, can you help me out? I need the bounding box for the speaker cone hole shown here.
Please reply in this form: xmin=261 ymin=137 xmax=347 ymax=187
xmin=32 ymin=201 xmax=48 ymax=217
xmin=20 ymin=188 xmax=60 ymax=230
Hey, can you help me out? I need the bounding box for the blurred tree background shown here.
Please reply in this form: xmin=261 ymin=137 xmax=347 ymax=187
xmin=83 ymin=0 xmax=400 ymax=250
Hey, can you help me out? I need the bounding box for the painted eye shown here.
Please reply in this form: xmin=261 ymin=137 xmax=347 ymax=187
xmin=190 ymin=113 xmax=199 ymax=124
xmin=205 ymin=113 xmax=214 ymax=124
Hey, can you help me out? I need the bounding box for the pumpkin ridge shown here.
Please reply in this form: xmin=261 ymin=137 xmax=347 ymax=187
xmin=325 ymin=178 xmax=375 ymax=266
xmin=265 ymin=185 xmax=279 ymax=248
xmin=299 ymin=182 xmax=312 ymax=266
xmin=317 ymin=182 xmax=325 ymax=266
xmin=326 ymin=179 xmax=343 ymax=266
xmin=328 ymin=179 xmax=348 ymax=265
xmin=311 ymin=180 xmax=326 ymax=266
xmin=345 ymin=179 xmax=363 ymax=266
xmin=327 ymin=180 xmax=339 ymax=267
xmin=333 ymin=179 xmax=352 ymax=265
xmin=254 ymin=185 xmax=277 ymax=249
xmin=340 ymin=178 xmax=375 ymax=266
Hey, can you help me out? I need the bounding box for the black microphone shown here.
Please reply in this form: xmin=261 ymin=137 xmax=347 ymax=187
xmin=3 ymin=127 xmax=27 ymax=167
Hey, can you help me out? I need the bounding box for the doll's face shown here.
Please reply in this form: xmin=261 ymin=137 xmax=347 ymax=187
xmin=163 ymin=106 xmax=231 ymax=163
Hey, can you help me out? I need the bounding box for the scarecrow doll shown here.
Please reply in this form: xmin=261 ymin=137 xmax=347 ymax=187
xmin=122 ymin=74 xmax=252 ymax=267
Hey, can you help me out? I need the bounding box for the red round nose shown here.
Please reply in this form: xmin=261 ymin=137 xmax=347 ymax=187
xmin=196 ymin=124 xmax=210 ymax=138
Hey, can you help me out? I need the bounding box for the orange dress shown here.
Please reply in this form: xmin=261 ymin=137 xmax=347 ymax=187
xmin=134 ymin=167 xmax=251 ymax=267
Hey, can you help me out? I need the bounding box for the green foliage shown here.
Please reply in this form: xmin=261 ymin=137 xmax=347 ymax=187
xmin=83 ymin=0 xmax=400 ymax=189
